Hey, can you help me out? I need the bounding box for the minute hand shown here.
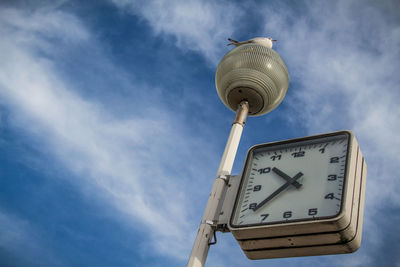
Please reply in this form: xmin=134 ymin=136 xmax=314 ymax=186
xmin=254 ymin=172 xmax=304 ymax=212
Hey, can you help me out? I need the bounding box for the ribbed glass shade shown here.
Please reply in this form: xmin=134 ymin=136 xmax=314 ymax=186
xmin=215 ymin=44 xmax=289 ymax=116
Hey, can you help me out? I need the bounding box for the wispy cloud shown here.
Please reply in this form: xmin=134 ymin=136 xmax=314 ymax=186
xmin=109 ymin=0 xmax=244 ymax=64
xmin=258 ymin=0 xmax=400 ymax=265
xmin=0 ymin=5 xmax=217 ymax=261
xmin=260 ymin=0 xmax=400 ymax=203
xmin=2 ymin=1 xmax=399 ymax=266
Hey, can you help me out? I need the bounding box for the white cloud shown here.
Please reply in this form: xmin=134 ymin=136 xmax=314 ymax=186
xmin=0 ymin=6 xmax=89 ymax=51
xmin=109 ymin=0 xmax=244 ymax=64
xmin=261 ymin=0 xmax=400 ymax=202
xmin=0 ymin=6 xmax=217 ymax=260
xmin=258 ymin=0 xmax=399 ymax=265
xmin=2 ymin=1 xmax=398 ymax=265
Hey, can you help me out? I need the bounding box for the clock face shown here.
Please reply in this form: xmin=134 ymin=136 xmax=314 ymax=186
xmin=231 ymin=132 xmax=350 ymax=227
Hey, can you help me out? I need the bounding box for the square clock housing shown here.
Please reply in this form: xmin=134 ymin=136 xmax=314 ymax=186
xmin=228 ymin=131 xmax=367 ymax=259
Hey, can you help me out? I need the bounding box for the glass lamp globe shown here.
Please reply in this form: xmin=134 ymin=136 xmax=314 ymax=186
xmin=215 ymin=44 xmax=289 ymax=116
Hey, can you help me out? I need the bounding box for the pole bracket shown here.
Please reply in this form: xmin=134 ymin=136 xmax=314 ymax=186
xmin=199 ymin=220 xmax=218 ymax=246
xmin=215 ymin=175 xmax=242 ymax=233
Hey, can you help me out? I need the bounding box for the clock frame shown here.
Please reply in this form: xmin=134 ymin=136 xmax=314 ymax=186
xmin=228 ymin=131 xmax=367 ymax=259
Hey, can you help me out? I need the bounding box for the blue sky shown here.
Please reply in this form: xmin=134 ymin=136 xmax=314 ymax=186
xmin=0 ymin=0 xmax=399 ymax=266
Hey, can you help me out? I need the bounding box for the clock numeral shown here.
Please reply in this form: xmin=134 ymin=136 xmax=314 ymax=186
xmin=319 ymin=148 xmax=325 ymax=153
xmin=249 ymin=203 xmax=257 ymax=211
xmin=257 ymin=167 xmax=271 ymax=174
xmin=260 ymin=214 xmax=269 ymax=221
xmin=291 ymin=151 xmax=305 ymax=158
xmin=270 ymin=155 xmax=281 ymax=161
xmin=253 ymin=185 xmax=262 ymax=192
xmin=328 ymin=174 xmax=337 ymax=181
xmin=283 ymin=211 xmax=292 ymax=218
xmin=330 ymin=157 xmax=339 ymax=163
xmin=308 ymin=208 xmax=318 ymax=216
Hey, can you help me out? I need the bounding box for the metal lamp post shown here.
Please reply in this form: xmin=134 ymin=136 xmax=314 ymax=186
xmin=187 ymin=43 xmax=290 ymax=267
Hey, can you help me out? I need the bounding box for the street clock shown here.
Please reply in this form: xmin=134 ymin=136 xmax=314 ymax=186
xmin=188 ymin=41 xmax=368 ymax=266
xmin=228 ymin=131 xmax=367 ymax=259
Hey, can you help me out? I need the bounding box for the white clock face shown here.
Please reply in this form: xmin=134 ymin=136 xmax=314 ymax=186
xmin=231 ymin=133 xmax=349 ymax=227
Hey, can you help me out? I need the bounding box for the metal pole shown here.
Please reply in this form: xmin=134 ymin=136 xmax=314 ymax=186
xmin=187 ymin=101 xmax=249 ymax=267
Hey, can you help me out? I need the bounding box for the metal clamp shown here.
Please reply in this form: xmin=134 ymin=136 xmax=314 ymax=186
xmin=201 ymin=220 xmax=217 ymax=228
xmin=233 ymin=101 xmax=249 ymax=126
xmin=209 ymin=231 xmax=217 ymax=246
xmin=216 ymin=174 xmax=230 ymax=184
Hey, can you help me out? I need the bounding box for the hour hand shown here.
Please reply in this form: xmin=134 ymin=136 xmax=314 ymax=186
xmin=272 ymin=167 xmax=302 ymax=189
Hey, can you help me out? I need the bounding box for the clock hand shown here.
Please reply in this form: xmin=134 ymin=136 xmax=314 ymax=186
xmin=253 ymin=172 xmax=303 ymax=212
xmin=272 ymin=167 xmax=302 ymax=189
